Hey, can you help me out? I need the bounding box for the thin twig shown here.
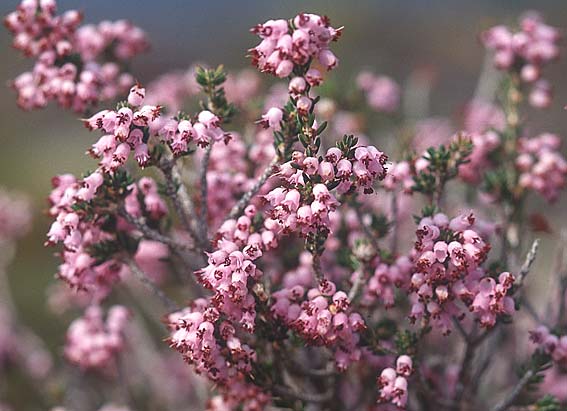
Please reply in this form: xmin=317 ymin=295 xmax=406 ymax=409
xmin=348 ymin=270 xmax=366 ymax=302
xmin=228 ymin=156 xmax=279 ymax=220
xmin=198 ymin=143 xmax=213 ymax=241
xmin=353 ymin=205 xmax=380 ymax=252
xmin=312 ymin=253 xmax=324 ymax=283
xmin=457 ymin=240 xmax=541 ymax=408
xmin=452 ymin=317 xmax=470 ymax=342
xmin=452 ymin=335 xmax=477 ymax=409
xmin=390 ymin=191 xmax=399 ymax=254
xmin=126 ymin=259 xmax=178 ymax=312
xmin=491 ymin=369 xmax=534 ymax=411
xmin=551 ymin=230 xmax=567 ymax=327
xmin=471 ymin=327 xmax=503 ymax=394
xmin=159 ymin=158 xmax=204 ymax=249
xmin=120 ymin=209 xmax=192 ymax=254
xmin=288 ymin=358 xmax=336 ymax=378
xmin=416 ymin=366 xmax=457 ymax=410
xmin=516 ymin=239 xmax=539 ymax=288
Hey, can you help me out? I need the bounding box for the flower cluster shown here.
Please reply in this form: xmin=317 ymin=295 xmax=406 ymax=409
xmin=481 ymin=12 xmax=560 ymax=108
xmin=46 ymin=172 xmax=167 ymax=299
xmin=271 ymin=281 xmax=366 ymax=371
xmin=8 ymin=6 xmax=567 ymax=411
xmin=84 ymin=84 xmax=230 ymax=171
xmin=470 ymin=271 xmax=515 ymax=327
xmin=264 ymin=181 xmax=339 ymax=238
xmin=167 ymin=298 xmax=256 ymax=384
xmin=362 ymin=256 xmax=413 ymax=308
xmin=407 ymin=212 xmax=514 ymax=333
xmin=265 ymin=145 xmax=387 ymax=236
xmin=197 ymin=211 xmax=271 ymax=332
xmin=383 ymin=161 xmax=413 ymax=193
xmin=124 ymin=176 xmax=168 ymax=220
xmin=5 ymin=0 xmax=148 ymax=111
xmin=530 ymin=326 xmax=567 ymax=368
xmin=516 ymin=133 xmax=567 ymax=202
xmin=205 ymin=131 xmax=275 ymax=228
xmin=206 ymin=381 xmax=271 ymax=411
xmin=64 ymin=305 xmax=129 ymax=372
xmin=356 ymin=71 xmax=401 ymax=113
xmin=250 ymin=13 xmax=341 ymax=77
xmin=376 ymin=355 xmax=413 ymax=409
xmin=457 ymin=130 xmax=501 ymax=184
xmin=454 ymin=100 xmax=506 ymax=184
xmin=46 ymin=173 xmax=122 ymax=298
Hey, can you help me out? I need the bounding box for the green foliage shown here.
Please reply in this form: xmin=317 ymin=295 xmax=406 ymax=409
xmin=296 ymin=104 xmax=321 ymax=157
xmin=412 ymin=136 xmax=473 ymax=200
xmin=413 ymin=204 xmax=440 ymax=223
xmin=518 ymin=350 xmax=553 ymax=393
xmin=535 ymin=395 xmax=561 ymax=411
xmin=195 ymin=65 xmax=236 ymax=122
xmin=305 ymin=229 xmax=329 ymax=257
xmin=336 ymin=246 xmax=357 ymax=270
xmin=395 ymin=330 xmax=418 ymax=355
xmin=87 ymin=240 xmax=121 ymax=264
xmin=336 ymin=134 xmax=359 ymax=158
xmin=483 ymin=167 xmax=517 ymax=203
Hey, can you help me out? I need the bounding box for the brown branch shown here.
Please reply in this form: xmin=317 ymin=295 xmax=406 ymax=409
xmin=491 ymin=369 xmax=534 ymax=411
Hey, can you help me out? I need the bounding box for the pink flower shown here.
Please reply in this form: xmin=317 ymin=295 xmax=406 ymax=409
xmin=64 ymin=305 xmax=130 ymax=372
xmin=127 ymin=83 xmax=145 ymax=106
xmin=260 ymin=107 xmax=283 ymax=130
xmin=481 ymin=13 xmax=559 ymax=108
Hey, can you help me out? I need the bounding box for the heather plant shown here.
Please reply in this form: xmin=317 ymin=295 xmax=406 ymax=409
xmin=2 ymin=2 xmax=567 ymax=411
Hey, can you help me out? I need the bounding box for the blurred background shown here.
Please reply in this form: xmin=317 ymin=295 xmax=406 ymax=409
xmin=1 ymin=0 xmax=567 ymax=366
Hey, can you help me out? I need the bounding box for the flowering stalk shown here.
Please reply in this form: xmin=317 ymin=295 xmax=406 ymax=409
xmin=4 ymin=4 xmax=567 ymax=411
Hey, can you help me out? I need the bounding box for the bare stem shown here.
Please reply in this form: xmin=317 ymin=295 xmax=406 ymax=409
xmin=516 ymin=239 xmax=539 ymax=288
xmin=120 ymin=209 xmax=193 ymax=254
xmin=452 ymin=334 xmax=477 ymax=409
xmin=288 ymin=358 xmax=336 ymax=378
xmin=312 ymin=253 xmax=324 ymax=283
xmin=452 ymin=317 xmax=470 ymax=342
xmin=456 ymin=239 xmax=541 ymax=409
xmin=353 ymin=205 xmax=380 ymax=252
xmin=390 ymin=191 xmax=399 ymax=254
xmin=198 ymin=143 xmax=213 ymax=241
xmin=126 ymin=259 xmax=178 ymax=312
xmin=348 ymin=270 xmax=366 ymax=302
xmin=228 ymin=156 xmax=279 ymax=220
xmin=550 ymin=230 xmax=567 ymax=326
xmin=491 ymin=369 xmax=534 ymax=411
xmin=158 ymin=157 xmax=204 ymax=250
